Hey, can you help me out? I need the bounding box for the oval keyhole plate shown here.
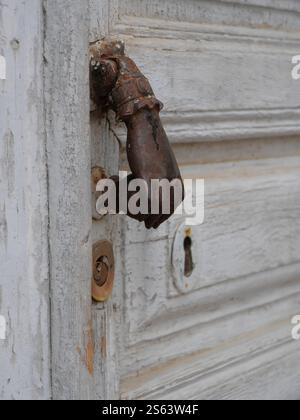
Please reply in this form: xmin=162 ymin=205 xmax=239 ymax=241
xmin=172 ymin=223 xmax=198 ymax=294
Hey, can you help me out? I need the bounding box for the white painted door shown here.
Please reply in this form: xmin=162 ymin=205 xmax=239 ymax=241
xmin=88 ymin=0 xmax=300 ymax=400
xmin=1 ymin=0 xmax=300 ymax=400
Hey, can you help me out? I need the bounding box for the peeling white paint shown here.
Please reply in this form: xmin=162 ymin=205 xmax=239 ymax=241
xmin=0 ymin=55 xmax=6 ymax=80
xmin=0 ymin=0 xmax=50 ymax=400
xmin=0 ymin=315 xmax=6 ymax=340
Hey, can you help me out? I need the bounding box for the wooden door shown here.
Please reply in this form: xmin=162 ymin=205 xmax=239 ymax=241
xmin=1 ymin=0 xmax=300 ymax=400
xmin=88 ymin=0 xmax=300 ymax=400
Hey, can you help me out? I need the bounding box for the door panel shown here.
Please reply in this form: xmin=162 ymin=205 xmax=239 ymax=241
xmin=90 ymin=0 xmax=300 ymax=400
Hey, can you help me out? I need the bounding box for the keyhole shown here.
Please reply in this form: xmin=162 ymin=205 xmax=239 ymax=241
xmin=95 ymin=256 xmax=109 ymax=287
xmin=184 ymin=236 xmax=194 ymax=278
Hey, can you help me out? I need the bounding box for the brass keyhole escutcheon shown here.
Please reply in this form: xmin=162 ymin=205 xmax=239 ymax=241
xmin=184 ymin=236 xmax=194 ymax=278
xmin=92 ymin=240 xmax=115 ymax=302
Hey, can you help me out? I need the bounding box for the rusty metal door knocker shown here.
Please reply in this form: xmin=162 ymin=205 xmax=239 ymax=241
xmin=90 ymin=39 xmax=184 ymax=230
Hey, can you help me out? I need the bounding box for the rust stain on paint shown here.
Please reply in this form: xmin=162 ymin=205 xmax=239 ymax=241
xmin=77 ymin=321 xmax=95 ymax=376
xmin=85 ymin=321 xmax=95 ymax=376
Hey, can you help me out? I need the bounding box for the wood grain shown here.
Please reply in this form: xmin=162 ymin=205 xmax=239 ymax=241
xmin=0 ymin=0 xmax=51 ymax=400
xmin=44 ymin=0 xmax=94 ymax=400
xmin=2 ymin=0 xmax=299 ymax=400
xmin=99 ymin=0 xmax=300 ymax=400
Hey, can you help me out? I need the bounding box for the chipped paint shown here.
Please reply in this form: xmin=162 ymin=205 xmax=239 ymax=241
xmin=0 ymin=204 xmax=8 ymax=251
xmin=0 ymin=55 xmax=6 ymax=80
xmin=101 ymin=335 xmax=107 ymax=359
xmin=0 ymin=0 xmax=51 ymax=400
xmin=0 ymin=315 xmax=6 ymax=340
xmin=2 ymin=130 xmax=15 ymax=197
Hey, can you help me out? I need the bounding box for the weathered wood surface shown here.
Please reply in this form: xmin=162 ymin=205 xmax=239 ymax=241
xmin=1 ymin=0 xmax=300 ymax=400
xmin=90 ymin=1 xmax=123 ymax=400
xmin=97 ymin=0 xmax=300 ymax=400
xmin=44 ymin=0 xmax=96 ymax=400
xmin=120 ymin=158 xmax=300 ymax=399
xmin=0 ymin=0 xmax=50 ymax=400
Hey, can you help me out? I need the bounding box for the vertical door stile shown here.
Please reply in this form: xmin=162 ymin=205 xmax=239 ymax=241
xmin=89 ymin=0 xmax=122 ymax=399
xmin=45 ymin=0 xmax=94 ymax=400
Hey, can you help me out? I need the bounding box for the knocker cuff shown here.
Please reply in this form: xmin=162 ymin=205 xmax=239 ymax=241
xmin=111 ymin=75 xmax=163 ymax=120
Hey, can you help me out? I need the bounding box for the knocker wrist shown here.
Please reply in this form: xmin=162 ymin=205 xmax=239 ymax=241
xmin=110 ymin=75 xmax=163 ymax=121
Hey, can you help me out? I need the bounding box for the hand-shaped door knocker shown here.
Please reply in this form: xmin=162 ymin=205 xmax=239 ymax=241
xmin=90 ymin=39 xmax=184 ymax=229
